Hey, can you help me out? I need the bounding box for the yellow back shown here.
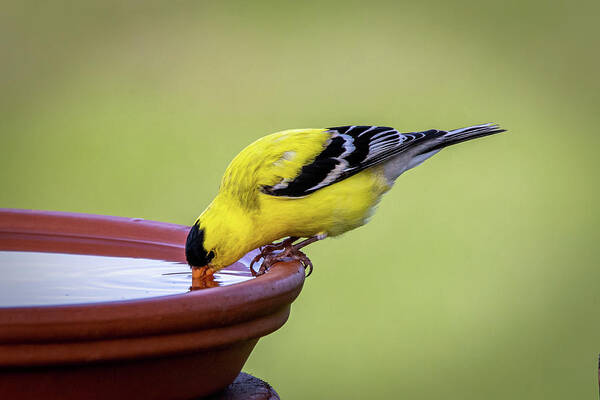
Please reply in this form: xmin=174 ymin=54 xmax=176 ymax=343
xmin=219 ymin=128 xmax=330 ymax=210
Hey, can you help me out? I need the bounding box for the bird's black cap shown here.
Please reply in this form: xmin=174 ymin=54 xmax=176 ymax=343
xmin=185 ymin=223 xmax=215 ymax=267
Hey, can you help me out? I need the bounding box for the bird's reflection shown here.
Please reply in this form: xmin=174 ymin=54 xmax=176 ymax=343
xmin=189 ymin=274 xmax=219 ymax=291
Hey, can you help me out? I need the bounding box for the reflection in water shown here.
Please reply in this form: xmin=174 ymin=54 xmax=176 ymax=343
xmin=0 ymin=251 xmax=257 ymax=307
xmin=189 ymin=273 xmax=219 ymax=290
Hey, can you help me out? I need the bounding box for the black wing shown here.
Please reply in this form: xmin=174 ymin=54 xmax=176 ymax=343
xmin=262 ymin=125 xmax=446 ymax=198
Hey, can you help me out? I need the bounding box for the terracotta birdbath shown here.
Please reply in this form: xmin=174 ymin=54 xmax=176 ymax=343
xmin=0 ymin=209 xmax=305 ymax=399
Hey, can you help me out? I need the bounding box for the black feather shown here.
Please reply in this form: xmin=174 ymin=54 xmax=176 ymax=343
xmin=185 ymin=223 xmax=215 ymax=267
xmin=262 ymin=124 xmax=504 ymax=198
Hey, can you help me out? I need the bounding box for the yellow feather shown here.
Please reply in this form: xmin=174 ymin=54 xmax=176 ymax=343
xmin=196 ymin=128 xmax=390 ymax=269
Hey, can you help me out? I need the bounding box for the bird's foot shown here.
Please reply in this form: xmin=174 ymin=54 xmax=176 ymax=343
xmin=250 ymin=237 xmax=296 ymax=275
xmin=250 ymin=236 xmax=317 ymax=277
xmin=278 ymin=246 xmax=313 ymax=277
xmin=256 ymin=236 xmax=297 ymax=255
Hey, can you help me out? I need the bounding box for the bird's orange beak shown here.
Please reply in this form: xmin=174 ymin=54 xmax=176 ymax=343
xmin=190 ymin=265 xmax=217 ymax=291
xmin=191 ymin=265 xmax=214 ymax=278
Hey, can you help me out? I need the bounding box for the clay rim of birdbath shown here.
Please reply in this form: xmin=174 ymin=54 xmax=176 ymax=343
xmin=0 ymin=208 xmax=306 ymax=366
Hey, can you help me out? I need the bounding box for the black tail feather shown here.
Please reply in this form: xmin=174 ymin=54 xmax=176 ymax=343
xmin=427 ymin=123 xmax=506 ymax=153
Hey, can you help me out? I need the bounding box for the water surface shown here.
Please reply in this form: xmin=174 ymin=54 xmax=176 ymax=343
xmin=0 ymin=251 xmax=255 ymax=307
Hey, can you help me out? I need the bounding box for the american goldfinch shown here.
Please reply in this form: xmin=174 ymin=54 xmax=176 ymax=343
xmin=186 ymin=123 xmax=505 ymax=276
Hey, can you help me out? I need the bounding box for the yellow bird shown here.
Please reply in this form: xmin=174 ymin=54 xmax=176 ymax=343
xmin=186 ymin=123 xmax=505 ymax=276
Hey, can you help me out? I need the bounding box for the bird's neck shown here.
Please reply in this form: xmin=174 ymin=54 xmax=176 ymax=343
xmin=197 ymin=195 xmax=258 ymax=268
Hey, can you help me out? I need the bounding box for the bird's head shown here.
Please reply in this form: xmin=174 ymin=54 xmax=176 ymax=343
xmin=185 ymin=222 xmax=215 ymax=268
xmin=186 ymin=201 xmax=256 ymax=269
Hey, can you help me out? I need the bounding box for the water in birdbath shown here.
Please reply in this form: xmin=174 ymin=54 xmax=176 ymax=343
xmin=0 ymin=251 xmax=255 ymax=307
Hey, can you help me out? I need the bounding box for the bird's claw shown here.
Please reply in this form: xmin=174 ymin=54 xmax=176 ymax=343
xmin=250 ymin=249 xmax=280 ymax=276
xmin=298 ymin=252 xmax=313 ymax=277
xmin=250 ymin=248 xmax=271 ymax=276
xmin=250 ymin=240 xmax=314 ymax=277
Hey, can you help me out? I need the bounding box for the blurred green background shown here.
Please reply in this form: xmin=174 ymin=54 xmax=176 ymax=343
xmin=2 ymin=1 xmax=599 ymax=398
